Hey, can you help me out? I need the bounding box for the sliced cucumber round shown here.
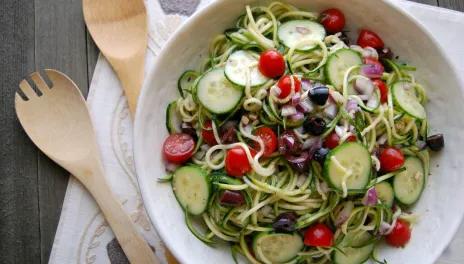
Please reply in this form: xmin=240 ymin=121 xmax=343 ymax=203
xmin=333 ymin=231 xmax=375 ymax=264
xmin=165 ymin=101 xmax=182 ymax=134
xmin=172 ymin=166 xmax=211 ymax=215
xmin=392 ymin=81 xmax=426 ymax=120
xmin=375 ymin=181 xmax=394 ymax=207
xmin=325 ymin=49 xmax=362 ymax=90
xmin=225 ymin=50 xmax=268 ymax=87
xmin=178 ymin=70 xmax=200 ymax=98
xmin=278 ymin=20 xmax=326 ymax=52
xmin=196 ymin=68 xmax=243 ymax=115
xmin=324 ymin=142 xmax=371 ymax=192
xmin=393 ymin=156 xmax=425 ymax=205
xmin=253 ymin=232 xmax=303 ymax=263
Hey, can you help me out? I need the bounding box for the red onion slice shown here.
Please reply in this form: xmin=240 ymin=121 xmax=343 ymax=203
xmin=323 ymin=102 xmax=338 ymax=119
xmin=297 ymin=98 xmax=314 ymax=113
xmin=366 ymin=94 xmax=379 ymax=108
xmin=335 ymin=201 xmax=354 ymax=226
xmin=345 ymin=99 xmax=359 ymax=113
xmin=362 ymin=187 xmax=378 ymax=206
xmin=290 ymin=111 xmax=304 ymax=122
xmin=281 ymin=105 xmax=297 ymax=117
xmin=354 ymin=78 xmax=375 ymax=96
xmin=361 ymin=63 xmax=384 ymax=79
xmin=291 ymin=94 xmax=301 ymax=106
xmin=301 ymin=78 xmax=312 ymax=91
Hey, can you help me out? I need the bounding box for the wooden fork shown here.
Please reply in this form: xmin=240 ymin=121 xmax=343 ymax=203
xmin=15 ymin=70 xmax=159 ymax=264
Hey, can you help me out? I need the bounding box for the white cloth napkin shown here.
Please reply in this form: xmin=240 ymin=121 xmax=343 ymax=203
xmin=49 ymin=1 xmax=464 ymax=263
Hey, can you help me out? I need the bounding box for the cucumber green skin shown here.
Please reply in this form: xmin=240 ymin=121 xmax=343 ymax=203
xmin=277 ymin=20 xmax=326 ymax=52
xmin=195 ymin=68 xmax=244 ymax=115
xmin=177 ymin=70 xmax=200 ymax=98
xmin=323 ymin=142 xmax=371 ymax=193
xmin=224 ymin=51 xmax=268 ymax=88
xmin=252 ymin=232 xmax=304 ymax=263
xmin=324 ymin=49 xmax=362 ymax=89
xmin=391 ymin=81 xmax=426 ymax=120
xmin=375 ymin=181 xmax=394 ymax=208
xmin=171 ymin=165 xmax=211 ymax=216
xmin=332 ymin=243 xmax=374 ymax=264
xmin=165 ymin=101 xmax=180 ymax=134
xmin=393 ymin=156 xmax=425 ymax=206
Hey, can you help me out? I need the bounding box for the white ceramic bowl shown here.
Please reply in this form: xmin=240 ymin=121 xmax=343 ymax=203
xmin=134 ymin=1 xmax=464 ymax=263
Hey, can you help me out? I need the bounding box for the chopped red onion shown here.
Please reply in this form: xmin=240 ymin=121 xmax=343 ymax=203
xmin=366 ymin=94 xmax=379 ymax=108
xmin=302 ymin=137 xmax=322 ymax=151
xmin=286 ymin=152 xmax=311 ymax=172
xmin=301 ymin=78 xmax=312 ymax=91
xmin=416 ymin=140 xmax=427 ymax=150
xmin=323 ymin=101 xmax=338 ymax=119
xmin=297 ymin=98 xmax=314 ymax=113
xmin=345 ymin=99 xmax=359 ymax=113
xmin=296 ymin=26 xmax=311 ymax=35
xmin=290 ymin=111 xmax=304 ymax=122
xmin=379 ymin=221 xmax=392 ymax=235
xmin=291 ymin=94 xmax=301 ymax=106
xmin=362 ymin=47 xmax=379 ymax=60
xmin=334 ymin=126 xmax=345 ymax=138
xmin=165 ymin=162 xmax=179 ymax=173
xmin=362 ymin=187 xmax=378 ymax=206
xmin=281 ymin=105 xmax=297 ymax=117
xmin=361 ymin=63 xmax=384 ymax=79
xmin=335 ymin=201 xmax=354 ymax=226
xmin=354 ymin=78 xmax=375 ymax=96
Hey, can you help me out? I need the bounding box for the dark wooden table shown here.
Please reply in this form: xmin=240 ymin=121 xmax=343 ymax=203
xmin=0 ymin=0 xmax=462 ymax=263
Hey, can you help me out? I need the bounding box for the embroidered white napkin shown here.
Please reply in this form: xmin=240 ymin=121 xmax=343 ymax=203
xmin=49 ymin=1 xmax=464 ymax=263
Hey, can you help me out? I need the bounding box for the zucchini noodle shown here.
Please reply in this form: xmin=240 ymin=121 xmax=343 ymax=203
xmin=162 ymin=2 xmax=439 ymax=264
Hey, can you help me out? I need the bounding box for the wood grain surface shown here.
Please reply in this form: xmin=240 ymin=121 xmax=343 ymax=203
xmin=0 ymin=0 xmax=462 ymax=263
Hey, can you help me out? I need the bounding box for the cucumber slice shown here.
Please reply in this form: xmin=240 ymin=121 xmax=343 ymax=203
xmin=375 ymin=181 xmax=394 ymax=207
xmin=278 ymin=20 xmax=326 ymax=52
xmin=196 ymin=68 xmax=243 ymax=114
xmin=225 ymin=50 xmax=269 ymax=87
xmin=324 ymin=142 xmax=371 ymax=192
xmin=392 ymin=81 xmax=426 ymax=120
xmin=325 ymin=49 xmax=363 ymax=90
xmin=333 ymin=231 xmax=375 ymax=264
xmin=172 ymin=166 xmax=211 ymax=215
xmin=178 ymin=70 xmax=200 ymax=98
xmin=253 ymin=233 xmax=303 ymax=263
xmin=393 ymin=157 xmax=425 ymax=205
xmin=165 ymin=101 xmax=182 ymax=134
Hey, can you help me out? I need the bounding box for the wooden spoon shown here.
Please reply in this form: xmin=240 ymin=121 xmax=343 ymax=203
xmin=82 ymin=0 xmax=147 ymax=115
xmin=15 ymin=70 xmax=159 ymax=264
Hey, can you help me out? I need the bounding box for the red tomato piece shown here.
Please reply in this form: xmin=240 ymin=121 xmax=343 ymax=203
xmin=277 ymin=75 xmax=301 ymax=99
xmin=225 ymin=147 xmax=252 ymax=177
xmin=253 ymin=127 xmax=278 ymax=158
xmin=386 ymin=219 xmax=411 ymax=247
xmin=379 ymin=147 xmax=405 ymax=172
xmin=357 ymin=29 xmax=385 ymax=49
xmin=202 ymin=120 xmax=217 ymax=146
xmin=323 ymin=132 xmax=340 ymax=149
xmin=258 ymin=50 xmax=286 ymax=79
xmin=319 ymin=8 xmax=346 ymax=34
xmin=373 ymin=79 xmax=388 ymax=103
xmin=163 ymin=133 xmax=195 ymax=164
xmin=304 ymin=223 xmax=334 ymax=247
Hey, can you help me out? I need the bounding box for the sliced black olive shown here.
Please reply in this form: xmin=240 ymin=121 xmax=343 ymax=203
xmin=426 ymin=134 xmax=444 ymax=151
xmin=273 ymin=212 xmax=298 ymax=233
xmin=181 ymin=122 xmax=197 ymax=139
xmin=219 ymin=190 xmax=245 ymax=207
xmin=286 ymin=152 xmax=311 ymax=172
xmin=378 ymin=47 xmax=394 ymax=60
xmin=309 ymin=86 xmax=329 ymax=106
xmin=304 ymin=117 xmax=326 ymax=136
xmin=313 ymin=148 xmax=330 ymax=164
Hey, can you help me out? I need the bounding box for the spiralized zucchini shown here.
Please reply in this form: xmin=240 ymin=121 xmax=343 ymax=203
xmin=164 ymin=2 xmax=434 ymax=264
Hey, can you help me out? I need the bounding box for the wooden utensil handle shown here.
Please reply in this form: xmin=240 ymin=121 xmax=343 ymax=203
xmin=85 ymin=171 xmax=160 ymax=264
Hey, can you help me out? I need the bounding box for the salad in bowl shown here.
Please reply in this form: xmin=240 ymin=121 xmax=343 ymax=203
xmin=158 ymin=2 xmax=445 ymax=264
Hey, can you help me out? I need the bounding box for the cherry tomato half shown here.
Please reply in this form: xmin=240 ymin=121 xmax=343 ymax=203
xmin=373 ymin=79 xmax=388 ymax=103
xmin=163 ymin=133 xmax=195 ymax=164
xmin=225 ymin=147 xmax=253 ymax=177
xmin=357 ymin=29 xmax=385 ymax=49
xmin=277 ymin=75 xmax=301 ymax=99
xmin=259 ymin=50 xmax=286 ymax=79
xmin=304 ymin=223 xmax=334 ymax=247
xmin=319 ymin=8 xmax=346 ymax=34
xmin=253 ymin=126 xmax=278 ymax=157
xmin=386 ymin=219 xmax=411 ymax=247
xmin=379 ymin=147 xmax=405 ymax=172
xmin=202 ymin=120 xmax=217 ymax=146
xmin=324 ymin=132 xmax=340 ymax=149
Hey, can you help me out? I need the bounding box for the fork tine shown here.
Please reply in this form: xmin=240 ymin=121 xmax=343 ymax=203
xmin=30 ymin=72 xmax=50 ymax=94
xmin=19 ymin=79 xmax=37 ymax=100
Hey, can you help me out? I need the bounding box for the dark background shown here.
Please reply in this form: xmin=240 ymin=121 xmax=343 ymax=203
xmin=0 ymin=0 xmax=463 ymax=263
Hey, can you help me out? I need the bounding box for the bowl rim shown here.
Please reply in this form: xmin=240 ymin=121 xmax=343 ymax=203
xmin=134 ymin=0 xmax=464 ymax=263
